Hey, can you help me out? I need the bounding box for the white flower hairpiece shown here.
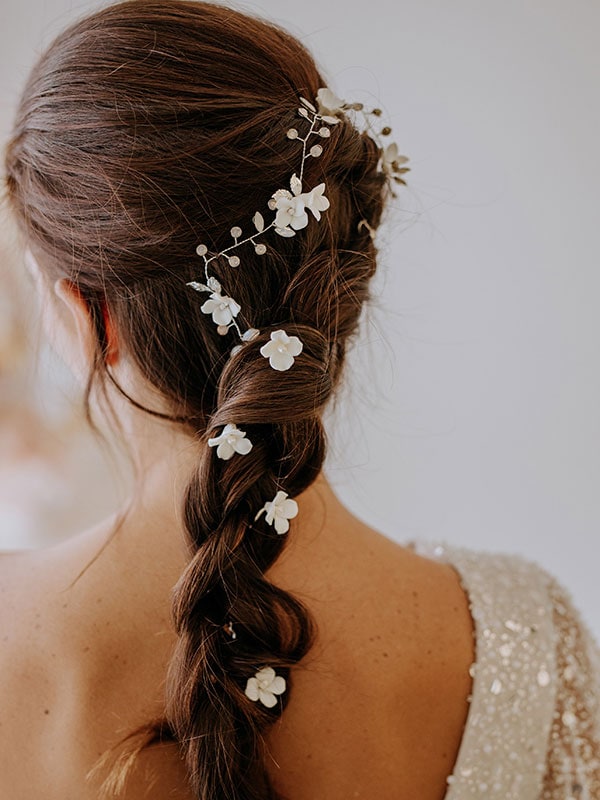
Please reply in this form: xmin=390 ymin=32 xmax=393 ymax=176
xmin=254 ymin=490 xmax=299 ymax=534
xmin=244 ymin=665 xmax=286 ymax=707
xmin=185 ymin=86 xmax=409 ymax=361
xmin=186 ymin=92 xmax=340 ymax=359
xmin=273 ymin=180 xmax=330 ymax=231
xmin=314 ymin=87 xmax=410 ymax=191
xmin=208 ymin=423 xmax=253 ymax=460
xmin=200 ymin=287 xmax=241 ymax=328
xmin=259 ymin=329 xmax=303 ymax=372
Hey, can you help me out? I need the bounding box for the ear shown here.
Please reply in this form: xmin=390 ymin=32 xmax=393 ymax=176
xmin=52 ymin=279 xmax=119 ymax=377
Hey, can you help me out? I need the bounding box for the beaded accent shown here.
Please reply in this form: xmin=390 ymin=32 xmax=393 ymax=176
xmin=406 ymin=539 xmax=600 ymax=799
xmin=540 ymin=575 xmax=600 ymax=798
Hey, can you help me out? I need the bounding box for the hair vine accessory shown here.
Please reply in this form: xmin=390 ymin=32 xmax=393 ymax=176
xmin=186 ymin=86 xmax=409 ymax=363
xmin=314 ymin=87 xmax=410 ymax=196
xmin=188 ymin=87 xmax=409 ymax=701
xmin=186 ymin=89 xmax=338 ymax=359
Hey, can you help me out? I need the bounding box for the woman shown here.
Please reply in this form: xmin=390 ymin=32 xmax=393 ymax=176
xmin=2 ymin=1 xmax=599 ymax=798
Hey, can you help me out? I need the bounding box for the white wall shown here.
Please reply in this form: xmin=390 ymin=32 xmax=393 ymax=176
xmin=1 ymin=0 xmax=598 ymax=637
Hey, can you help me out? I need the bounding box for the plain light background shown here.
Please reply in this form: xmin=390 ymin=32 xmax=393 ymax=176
xmin=0 ymin=0 xmax=598 ymax=638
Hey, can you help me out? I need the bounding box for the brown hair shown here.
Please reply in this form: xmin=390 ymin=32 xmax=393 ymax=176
xmin=2 ymin=0 xmax=403 ymax=796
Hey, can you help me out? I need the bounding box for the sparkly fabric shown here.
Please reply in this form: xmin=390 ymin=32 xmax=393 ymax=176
xmin=405 ymin=539 xmax=600 ymax=799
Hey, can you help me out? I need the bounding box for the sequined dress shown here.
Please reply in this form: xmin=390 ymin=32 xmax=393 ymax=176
xmin=406 ymin=539 xmax=600 ymax=799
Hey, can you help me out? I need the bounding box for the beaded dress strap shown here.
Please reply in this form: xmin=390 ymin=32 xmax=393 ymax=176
xmin=406 ymin=539 xmax=557 ymax=800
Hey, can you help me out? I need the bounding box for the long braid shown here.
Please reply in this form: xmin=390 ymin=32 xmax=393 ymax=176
xmin=167 ymin=325 xmax=330 ymax=797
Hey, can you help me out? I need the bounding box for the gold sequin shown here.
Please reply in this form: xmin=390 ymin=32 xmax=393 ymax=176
xmin=405 ymin=539 xmax=600 ymax=799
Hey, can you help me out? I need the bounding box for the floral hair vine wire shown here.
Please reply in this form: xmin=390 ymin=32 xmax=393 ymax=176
xmin=186 ymin=87 xmax=409 ymax=359
xmin=187 ymin=86 xmax=409 ymax=708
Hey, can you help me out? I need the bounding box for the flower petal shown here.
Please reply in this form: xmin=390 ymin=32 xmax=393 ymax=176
xmin=274 ymin=515 xmax=291 ymax=534
xmin=271 ymin=351 xmax=294 ymax=371
xmin=228 ymin=298 xmax=241 ymax=317
xmin=260 ymin=341 xmax=276 ymax=358
xmin=200 ymin=298 xmax=218 ymax=314
xmin=275 ymin=206 xmax=293 ymax=229
xmin=213 ymin=306 xmax=233 ymax=325
xmin=244 ymin=677 xmax=259 ymax=701
xmin=258 ymin=689 xmax=277 ymax=708
xmin=235 ymin=437 xmax=253 ymax=455
xmin=286 ymin=336 xmax=303 ymax=357
xmin=216 ymin=441 xmax=234 ymax=460
xmin=316 ymin=87 xmax=345 ymax=113
xmin=257 ymin=666 xmax=275 ymax=683
xmin=264 ymin=503 xmax=276 ymax=525
xmin=385 ymin=142 xmax=398 ymax=161
xmin=280 ymin=498 xmax=299 ymax=519
xmin=290 ymin=211 xmax=309 ymax=230
xmin=269 ymin=676 xmax=286 ymax=695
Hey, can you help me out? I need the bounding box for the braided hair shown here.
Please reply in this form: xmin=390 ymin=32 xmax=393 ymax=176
xmin=3 ymin=1 xmax=401 ymax=797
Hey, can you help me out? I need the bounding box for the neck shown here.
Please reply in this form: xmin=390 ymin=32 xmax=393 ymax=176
xmin=62 ymin=382 xmax=358 ymax=602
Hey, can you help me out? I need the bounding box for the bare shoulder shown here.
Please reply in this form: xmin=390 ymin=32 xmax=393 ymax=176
xmin=267 ymin=527 xmax=478 ymax=800
xmin=0 ymin=547 xmax=63 ymax=691
xmin=370 ymin=533 xmax=477 ymax=793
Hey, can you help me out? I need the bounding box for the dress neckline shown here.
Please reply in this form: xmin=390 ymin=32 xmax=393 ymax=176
xmin=405 ymin=538 xmax=558 ymax=800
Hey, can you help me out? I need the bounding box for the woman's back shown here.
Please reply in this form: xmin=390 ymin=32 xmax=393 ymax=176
xmin=0 ymin=495 xmax=476 ymax=799
xmin=2 ymin=498 xmax=599 ymax=799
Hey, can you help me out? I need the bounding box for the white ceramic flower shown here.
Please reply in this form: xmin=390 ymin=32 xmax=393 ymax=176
xmin=315 ymin=87 xmax=346 ymax=120
xmin=259 ymin=329 xmax=303 ymax=371
xmin=273 ymin=174 xmax=330 ymax=232
xmin=207 ymin=423 xmax=253 ymax=460
xmin=254 ymin=489 xmax=299 ymax=534
xmin=244 ymin=666 xmax=286 ymax=708
xmin=380 ymin=141 xmax=409 ymax=179
xmin=302 ymin=182 xmax=330 ymax=221
xmin=200 ymin=290 xmax=241 ymax=326
xmin=274 ymin=191 xmax=308 ymax=231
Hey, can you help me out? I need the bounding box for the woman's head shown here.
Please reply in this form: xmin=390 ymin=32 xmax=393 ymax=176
xmin=3 ymin=0 xmax=404 ymax=796
xmin=6 ymin=0 xmax=390 ymax=431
